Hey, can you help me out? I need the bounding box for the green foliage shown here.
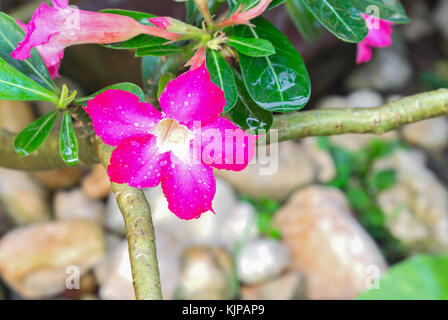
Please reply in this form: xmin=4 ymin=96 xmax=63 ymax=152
xmin=285 ymin=0 xmax=322 ymax=42
xmin=230 ymin=70 xmax=273 ymax=134
xmin=14 ymin=111 xmax=59 ymax=156
xmin=227 ymin=36 xmax=275 ymax=57
xmin=359 ymin=254 xmax=448 ymax=300
xmin=59 ymin=111 xmax=79 ymax=166
xmin=242 ymin=196 xmax=281 ymax=239
xmin=135 ymin=45 xmax=183 ymax=57
xmin=349 ymin=0 xmax=409 ymax=23
xmin=157 ymin=72 xmax=176 ymax=98
xmin=206 ymin=49 xmax=238 ymax=112
xmin=319 ymin=137 xmax=408 ymax=262
xmin=234 ymin=17 xmax=311 ymax=112
xmin=75 ymin=82 xmax=145 ymax=106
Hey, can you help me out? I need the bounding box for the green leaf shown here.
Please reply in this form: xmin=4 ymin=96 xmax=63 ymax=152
xmin=358 ymin=255 xmax=448 ymax=300
xmin=142 ymin=56 xmax=161 ymax=90
xmin=234 ymin=17 xmax=310 ymax=112
xmin=0 ymin=57 xmax=58 ymax=102
xmin=157 ymin=72 xmax=176 ymax=98
xmin=14 ymin=110 xmax=59 ymax=156
xmin=349 ymin=0 xmax=409 ymax=23
xmin=368 ymin=168 xmax=397 ymax=192
xmin=59 ymin=111 xmax=78 ymax=166
xmin=0 ymin=12 xmax=57 ymax=92
xmin=285 ymin=0 xmax=322 ymax=42
xmin=100 ymin=9 xmax=164 ymax=50
xmin=230 ymin=71 xmax=273 ymax=133
xmin=75 ymin=82 xmax=145 ymax=106
xmin=227 ymin=36 xmax=275 ymax=57
xmin=135 ymin=45 xmax=183 ymax=57
xmin=300 ymin=0 xmax=368 ymax=43
xmin=206 ymin=49 xmax=238 ymax=113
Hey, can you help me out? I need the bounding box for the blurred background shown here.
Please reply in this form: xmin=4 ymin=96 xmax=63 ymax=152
xmin=0 ymin=0 xmax=447 ymax=300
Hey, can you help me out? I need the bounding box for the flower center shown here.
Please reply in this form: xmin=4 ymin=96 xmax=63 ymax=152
xmin=152 ymin=118 xmax=194 ymax=160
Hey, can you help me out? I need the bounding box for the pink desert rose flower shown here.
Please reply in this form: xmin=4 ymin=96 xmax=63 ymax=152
xmin=357 ymin=13 xmax=394 ymax=64
xmin=12 ymin=0 xmax=178 ymax=78
xmin=84 ymin=65 xmax=257 ymax=220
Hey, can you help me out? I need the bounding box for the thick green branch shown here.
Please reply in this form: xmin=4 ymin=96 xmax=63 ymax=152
xmin=260 ymin=88 xmax=448 ymax=144
xmin=97 ymin=139 xmax=163 ymax=300
xmin=0 ymin=89 xmax=447 ymax=170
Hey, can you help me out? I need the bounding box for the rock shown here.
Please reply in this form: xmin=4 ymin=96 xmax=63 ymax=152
xmin=105 ymin=192 xmax=125 ymax=234
xmin=0 ymin=204 xmax=13 ymax=237
xmin=54 ymin=189 xmax=105 ymax=225
xmin=0 ymin=100 xmax=35 ymax=132
xmin=144 ymin=178 xmax=240 ymax=248
xmin=175 ymin=246 xmax=236 ymax=300
xmin=241 ymin=272 xmax=305 ymax=300
xmin=0 ymin=220 xmax=105 ymax=298
xmin=345 ymin=47 xmax=412 ymax=91
xmin=374 ymin=149 xmax=448 ymax=253
xmin=81 ymin=164 xmax=111 ymax=200
xmin=302 ymin=138 xmax=336 ymax=183
xmin=32 ymin=168 xmax=82 ymax=190
xmin=404 ymin=1 xmax=434 ymax=42
xmin=274 ymin=186 xmax=388 ymax=299
xmin=96 ymin=228 xmax=181 ymax=300
xmin=401 ymin=117 xmax=448 ymax=151
xmin=346 ymin=89 xmax=384 ymax=108
xmin=0 ymin=168 xmax=51 ymax=225
xmin=237 ymin=238 xmax=290 ymax=285
xmin=216 ymin=141 xmax=315 ymax=201
xmin=435 ymin=0 xmax=448 ymax=42
xmin=316 ymin=95 xmax=346 ymax=109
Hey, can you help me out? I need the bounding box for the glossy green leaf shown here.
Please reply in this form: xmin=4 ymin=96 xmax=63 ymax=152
xmin=285 ymin=0 xmax=322 ymax=42
xmin=230 ymin=71 xmax=273 ymax=133
xmin=350 ymin=0 xmax=409 ymax=23
xmin=59 ymin=111 xmax=78 ymax=166
xmin=234 ymin=17 xmax=310 ymax=112
xmin=75 ymin=82 xmax=145 ymax=106
xmin=100 ymin=9 xmax=164 ymax=50
xmin=0 ymin=12 xmax=57 ymax=92
xmin=135 ymin=45 xmax=183 ymax=57
xmin=358 ymin=255 xmax=448 ymax=300
xmin=14 ymin=110 xmax=59 ymax=156
xmin=0 ymin=57 xmax=58 ymax=102
xmin=368 ymin=168 xmax=397 ymax=192
xmin=206 ymin=49 xmax=238 ymax=113
xmin=227 ymin=36 xmax=275 ymax=57
xmin=300 ymin=0 xmax=368 ymax=43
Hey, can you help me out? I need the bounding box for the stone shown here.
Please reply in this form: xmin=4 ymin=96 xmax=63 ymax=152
xmin=96 ymin=228 xmax=181 ymax=300
xmin=302 ymin=137 xmax=336 ymax=183
xmin=373 ymin=149 xmax=448 ymax=253
xmin=0 ymin=220 xmax=105 ymax=298
xmin=401 ymin=117 xmax=448 ymax=151
xmin=175 ymin=246 xmax=237 ymax=300
xmin=32 ymin=168 xmax=82 ymax=190
xmin=435 ymin=0 xmax=448 ymax=42
xmin=144 ymin=178 xmax=238 ymax=247
xmin=241 ymin=272 xmax=305 ymax=300
xmin=237 ymin=238 xmax=290 ymax=285
xmin=345 ymin=47 xmax=412 ymax=91
xmin=274 ymin=185 xmax=388 ymax=299
xmin=0 ymin=168 xmax=51 ymax=225
xmin=81 ymin=164 xmax=111 ymax=200
xmin=105 ymin=192 xmax=125 ymax=235
xmin=404 ymin=1 xmax=434 ymax=42
xmin=0 ymin=100 xmax=34 ymax=132
xmin=54 ymin=189 xmax=105 ymax=225
xmin=0 ymin=204 xmax=13 ymax=237
xmin=346 ymin=89 xmax=384 ymax=108
xmin=216 ymin=141 xmax=315 ymax=201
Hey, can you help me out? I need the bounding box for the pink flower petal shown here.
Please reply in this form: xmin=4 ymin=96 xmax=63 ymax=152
xmin=159 ymin=64 xmax=226 ymax=128
xmin=84 ymin=89 xmax=162 ymax=146
xmin=53 ymin=0 xmax=69 ymax=9
xmin=195 ymin=117 xmax=257 ymax=171
xmin=161 ymin=155 xmax=216 ymax=220
xmin=108 ymin=135 xmax=167 ymax=188
xmin=356 ymin=42 xmax=372 ymax=64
